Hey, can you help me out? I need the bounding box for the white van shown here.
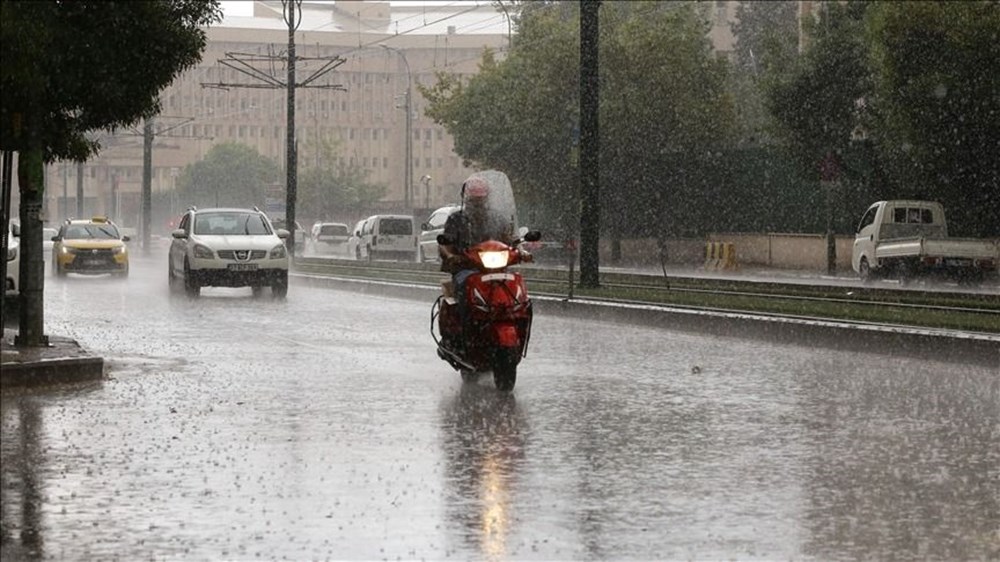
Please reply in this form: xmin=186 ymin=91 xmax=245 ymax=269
xmin=357 ymin=215 xmax=418 ymax=262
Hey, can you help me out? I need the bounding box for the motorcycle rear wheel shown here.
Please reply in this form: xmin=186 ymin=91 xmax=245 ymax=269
xmin=492 ymin=347 xmax=519 ymax=391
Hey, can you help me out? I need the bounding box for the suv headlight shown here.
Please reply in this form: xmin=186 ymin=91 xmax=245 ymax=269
xmin=113 ymin=245 xmax=127 ymax=255
xmin=5 ymin=247 xmax=15 ymax=261
xmin=193 ymin=243 xmax=214 ymax=259
xmin=270 ymin=244 xmax=287 ymax=259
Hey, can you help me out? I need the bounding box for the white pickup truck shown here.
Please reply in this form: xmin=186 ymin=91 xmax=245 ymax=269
xmin=852 ymin=200 xmax=999 ymax=285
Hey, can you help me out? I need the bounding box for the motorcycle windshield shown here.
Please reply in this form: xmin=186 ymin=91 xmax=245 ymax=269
xmin=462 ymin=170 xmax=519 ymax=246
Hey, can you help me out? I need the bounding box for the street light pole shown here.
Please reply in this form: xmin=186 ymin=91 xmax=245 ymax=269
xmin=382 ymin=45 xmax=412 ymax=210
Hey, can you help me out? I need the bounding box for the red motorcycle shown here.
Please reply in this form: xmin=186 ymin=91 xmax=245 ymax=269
xmin=431 ymin=231 xmax=541 ymax=391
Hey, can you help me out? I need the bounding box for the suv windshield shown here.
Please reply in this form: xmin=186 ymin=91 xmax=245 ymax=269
xmin=194 ymin=212 xmax=271 ymax=236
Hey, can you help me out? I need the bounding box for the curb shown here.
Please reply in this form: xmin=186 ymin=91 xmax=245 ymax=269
xmin=1 ymin=332 xmax=105 ymax=390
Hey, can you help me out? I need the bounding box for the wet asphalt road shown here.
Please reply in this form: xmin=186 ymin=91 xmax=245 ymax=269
xmin=2 ymin=248 xmax=998 ymax=560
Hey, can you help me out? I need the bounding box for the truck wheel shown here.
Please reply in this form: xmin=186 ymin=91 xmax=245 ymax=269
xmin=858 ymin=258 xmax=873 ymax=283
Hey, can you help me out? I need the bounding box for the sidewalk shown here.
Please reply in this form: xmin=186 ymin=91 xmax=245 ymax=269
xmin=1 ymin=327 xmax=104 ymax=389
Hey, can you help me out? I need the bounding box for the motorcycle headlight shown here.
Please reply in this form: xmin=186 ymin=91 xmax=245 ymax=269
xmin=270 ymin=244 xmax=287 ymax=259
xmin=6 ymin=247 xmax=16 ymax=261
xmin=193 ymin=243 xmax=214 ymax=259
xmin=479 ymin=250 xmax=509 ymax=269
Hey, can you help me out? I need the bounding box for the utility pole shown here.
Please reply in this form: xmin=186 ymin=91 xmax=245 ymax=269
xmin=285 ymin=0 xmax=299 ymax=255
xmin=201 ymin=0 xmax=345 ymax=257
xmin=579 ymin=0 xmax=601 ymax=288
xmin=142 ymin=117 xmax=153 ymax=254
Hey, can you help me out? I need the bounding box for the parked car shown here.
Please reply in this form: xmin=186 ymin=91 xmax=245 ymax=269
xmin=419 ymin=204 xmax=460 ymax=263
xmin=309 ymin=222 xmax=351 ymax=256
xmin=52 ymin=216 xmax=130 ymax=278
xmin=4 ymin=221 xmax=19 ymax=297
xmin=356 ymin=214 xmax=418 ymax=262
xmin=168 ymin=207 xmax=290 ymax=298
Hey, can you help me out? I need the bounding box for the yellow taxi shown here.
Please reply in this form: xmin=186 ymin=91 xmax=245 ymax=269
xmin=52 ymin=216 xmax=130 ymax=278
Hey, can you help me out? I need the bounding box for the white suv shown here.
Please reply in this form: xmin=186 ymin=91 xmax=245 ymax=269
xmin=168 ymin=207 xmax=290 ymax=298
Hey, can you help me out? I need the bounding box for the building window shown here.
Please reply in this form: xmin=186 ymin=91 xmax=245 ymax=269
xmin=424 ymin=130 xmax=432 ymax=140
xmin=436 ymin=129 xmax=443 ymax=140
xmin=383 ymin=157 xmax=389 ymax=168
xmin=424 ymin=157 xmax=432 ymax=168
xmin=413 ymin=129 xmax=420 ymax=140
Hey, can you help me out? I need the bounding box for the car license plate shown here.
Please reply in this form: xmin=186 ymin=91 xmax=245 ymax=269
xmin=228 ymin=263 xmax=258 ymax=271
xmin=945 ymin=258 xmax=972 ymax=267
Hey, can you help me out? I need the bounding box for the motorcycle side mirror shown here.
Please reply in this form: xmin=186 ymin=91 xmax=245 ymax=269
xmin=437 ymin=233 xmax=455 ymax=246
xmin=523 ymin=230 xmax=542 ymax=242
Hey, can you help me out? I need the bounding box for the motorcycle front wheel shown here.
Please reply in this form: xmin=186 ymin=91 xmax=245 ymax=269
xmin=492 ymin=347 xmax=519 ymax=391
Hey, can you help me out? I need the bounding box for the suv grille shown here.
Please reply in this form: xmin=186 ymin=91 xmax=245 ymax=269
xmin=218 ymin=250 xmax=267 ymax=261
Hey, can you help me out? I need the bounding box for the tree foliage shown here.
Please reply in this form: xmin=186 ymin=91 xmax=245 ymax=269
xmin=765 ymin=0 xmax=999 ymax=237
xmin=730 ymin=0 xmax=799 ymax=144
xmin=865 ymin=1 xmax=1000 ymax=236
xmin=176 ymin=143 xmax=280 ymax=209
xmin=1 ymin=0 xmax=222 ymax=161
xmin=765 ymin=1 xmax=871 ymax=179
xmin=421 ymin=1 xmax=736 ymax=237
xmin=296 ymin=138 xmax=387 ymax=222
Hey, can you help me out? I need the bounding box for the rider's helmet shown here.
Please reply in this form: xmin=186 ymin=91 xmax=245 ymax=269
xmin=462 ymin=177 xmax=490 ymax=207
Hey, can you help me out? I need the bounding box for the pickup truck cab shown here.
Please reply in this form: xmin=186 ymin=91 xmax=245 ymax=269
xmin=852 ymin=200 xmax=998 ymax=285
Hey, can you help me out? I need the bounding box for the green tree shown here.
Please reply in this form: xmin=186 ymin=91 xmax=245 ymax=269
xmin=865 ymin=1 xmax=1000 ymax=237
xmin=730 ymin=0 xmax=799 ymax=145
xmin=599 ymin=2 xmax=736 ymax=242
xmin=766 ymin=1 xmax=871 ymax=180
xmin=176 ymin=142 xmax=281 ymax=209
xmin=421 ymin=2 xmax=737 ymax=241
xmin=297 ymin=138 xmax=387 ymax=222
xmin=1 ymin=0 xmax=221 ymax=346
